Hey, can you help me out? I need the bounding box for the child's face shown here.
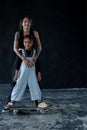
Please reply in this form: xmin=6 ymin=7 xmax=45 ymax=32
xmin=23 ymin=38 xmax=33 ymax=50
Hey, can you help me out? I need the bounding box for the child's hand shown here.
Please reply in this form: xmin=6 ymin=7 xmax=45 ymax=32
xmin=37 ymin=72 xmax=41 ymax=81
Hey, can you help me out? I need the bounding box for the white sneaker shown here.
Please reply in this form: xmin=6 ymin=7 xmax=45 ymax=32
xmin=2 ymin=102 xmax=14 ymax=113
xmin=7 ymin=102 xmax=14 ymax=108
xmin=38 ymin=102 xmax=49 ymax=109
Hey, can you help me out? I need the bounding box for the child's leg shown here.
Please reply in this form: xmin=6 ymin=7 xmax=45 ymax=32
xmin=28 ymin=67 xmax=49 ymax=108
xmin=27 ymin=68 xmax=42 ymax=102
xmin=4 ymin=75 xmax=28 ymax=111
xmin=35 ymin=81 xmax=43 ymax=106
xmin=11 ymin=62 xmax=29 ymax=102
xmin=11 ymin=71 xmax=28 ymax=102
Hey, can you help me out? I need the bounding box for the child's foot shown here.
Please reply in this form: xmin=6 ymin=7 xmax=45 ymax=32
xmin=38 ymin=102 xmax=49 ymax=109
xmin=2 ymin=102 xmax=14 ymax=112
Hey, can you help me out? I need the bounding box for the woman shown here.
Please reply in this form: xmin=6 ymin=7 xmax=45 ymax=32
xmin=2 ymin=16 xmax=46 ymax=112
xmin=13 ymin=16 xmax=42 ymax=67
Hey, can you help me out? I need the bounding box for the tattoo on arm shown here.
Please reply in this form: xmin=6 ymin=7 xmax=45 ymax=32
xmin=33 ymin=48 xmax=42 ymax=61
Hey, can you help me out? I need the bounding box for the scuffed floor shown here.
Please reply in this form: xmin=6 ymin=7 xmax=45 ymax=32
xmin=0 ymin=84 xmax=87 ymax=130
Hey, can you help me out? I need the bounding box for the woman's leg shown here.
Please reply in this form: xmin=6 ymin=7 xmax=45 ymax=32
xmin=7 ymin=81 xmax=16 ymax=103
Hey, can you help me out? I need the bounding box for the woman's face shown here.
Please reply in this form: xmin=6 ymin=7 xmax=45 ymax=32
xmin=22 ymin=17 xmax=31 ymax=31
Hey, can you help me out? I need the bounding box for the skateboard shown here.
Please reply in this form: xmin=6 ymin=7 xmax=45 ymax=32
xmin=9 ymin=105 xmax=52 ymax=115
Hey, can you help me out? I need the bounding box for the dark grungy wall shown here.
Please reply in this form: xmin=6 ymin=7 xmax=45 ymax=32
xmin=0 ymin=0 xmax=85 ymax=89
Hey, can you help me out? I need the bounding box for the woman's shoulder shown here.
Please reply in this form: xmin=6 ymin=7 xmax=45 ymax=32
xmin=33 ymin=30 xmax=39 ymax=38
xmin=15 ymin=31 xmax=22 ymax=39
xmin=15 ymin=31 xmax=20 ymax=37
xmin=33 ymin=30 xmax=38 ymax=33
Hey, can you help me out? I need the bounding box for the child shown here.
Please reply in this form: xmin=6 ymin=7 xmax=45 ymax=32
xmin=2 ymin=59 xmax=42 ymax=111
xmin=4 ymin=35 xmax=48 ymax=110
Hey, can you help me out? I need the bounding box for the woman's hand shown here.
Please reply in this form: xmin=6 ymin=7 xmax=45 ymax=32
xmin=37 ymin=72 xmax=41 ymax=81
xmin=23 ymin=57 xmax=31 ymax=67
xmin=13 ymin=75 xmax=18 ymax=81
xmin=13 ymin=70 xmax=19 ymax=81
xmin=29 ymin=59 xmax=36 ymax=67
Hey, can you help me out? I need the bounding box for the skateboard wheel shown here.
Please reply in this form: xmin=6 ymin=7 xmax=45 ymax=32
xmin=40 ymin=109 xmax=45 ymax=113
xmin=13 ymin=109 xmax=18 ymax=114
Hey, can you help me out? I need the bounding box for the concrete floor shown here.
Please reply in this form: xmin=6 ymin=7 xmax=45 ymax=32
xmin=0 ymin=84 xmax=87 ymax=130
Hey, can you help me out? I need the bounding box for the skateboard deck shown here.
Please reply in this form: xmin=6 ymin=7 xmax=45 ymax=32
xmin=9 ymin=105 xmax=52 ymax=114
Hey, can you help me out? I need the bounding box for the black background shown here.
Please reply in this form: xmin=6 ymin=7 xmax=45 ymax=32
xmin=0 ymin=0 xmax=85 ymax=89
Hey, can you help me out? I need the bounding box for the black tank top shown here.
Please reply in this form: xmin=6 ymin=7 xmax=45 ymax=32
xmin=18 ymin=29 xmax=35 ymax=49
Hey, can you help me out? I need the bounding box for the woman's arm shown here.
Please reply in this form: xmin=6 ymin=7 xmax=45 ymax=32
xmin=35 ymin=59 xmax=41 ymax=73
xmin=13 ymin=50 xmax=22 ymax=81
xmin=29 ymin=31 xmax=42 ymax=67
xmin=35 ymin=60 xmax=41 ymax=81
xmin=13 ymin=32 xmax=25 ymax=60
xmin=33 ymin=31 xmax=42 ymax=61
xmin=13 ymin=32 xmax=30 ymax=67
